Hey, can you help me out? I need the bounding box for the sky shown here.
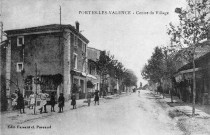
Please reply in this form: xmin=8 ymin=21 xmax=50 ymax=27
xmin=1 ymin=0 xmax=186 ymax=86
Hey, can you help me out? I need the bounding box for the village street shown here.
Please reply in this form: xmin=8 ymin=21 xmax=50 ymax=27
xmin=1 ymin=90 xmax=183 ymax=135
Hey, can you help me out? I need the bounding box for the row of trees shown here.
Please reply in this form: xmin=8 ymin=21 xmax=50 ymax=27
xmin=96 ymin=51 xmax=137 ymax=94
xmin=142 ymin=0 xmax=210 ymax=116
xmin=141 ymin=46 xmax=176 ymax=99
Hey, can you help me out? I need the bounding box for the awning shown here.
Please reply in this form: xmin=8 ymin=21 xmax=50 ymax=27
xmin=71 ymin=70 xmax=97 ymax=80
xmin=179 ymin=68 xmax=202 ymax=74
xmin=87 ymin=74 xmax=97 ymax=80
xmin=71 ymin=70 xmax=85 ymax=77
xmin=174 ymin=67 xmax=203 ymax=82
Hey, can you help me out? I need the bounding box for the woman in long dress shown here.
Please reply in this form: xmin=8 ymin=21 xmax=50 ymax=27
xmin=17 ymin=92 xmax=25 ymax=114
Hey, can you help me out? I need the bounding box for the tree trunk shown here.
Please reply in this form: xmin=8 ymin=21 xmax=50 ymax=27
xmin=192 ymin=55 xmax=196 ymax=117
xmin=170 ymin=79 xmax=173 ymax=103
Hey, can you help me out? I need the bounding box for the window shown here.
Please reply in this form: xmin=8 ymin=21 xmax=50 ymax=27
xmin=17 ymin=62 xmax=23 ymax=72
xmin=17 ymin=36 xmax=24 ymax=46
xmin=82 ymin=62 xmax=85 ymax=72
xmin=74 ymin=36 xmax=78 ymax=48
xmin=82 ymin=42 xmax=86 ymax=53
xmin=97 ymin=83 xmax=99 ymax=90
xmin=74 ymin=78 xmax=79 ymax=85
xmin=73 ymin=53 xmax=78 ymax=69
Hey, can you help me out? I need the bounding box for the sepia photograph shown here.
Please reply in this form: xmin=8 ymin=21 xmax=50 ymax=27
xmin=0 ymin=0 xmax=210 ymax=135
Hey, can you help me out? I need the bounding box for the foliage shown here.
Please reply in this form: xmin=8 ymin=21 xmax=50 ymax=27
xmin=96 ymin=50 xmax=137 ymax=91
xmin=167 ymin=0 xmax=210 ymax=55
xmin=123 ymin=69 xmax=138 ymax=87
xmin=96 ymin=51 xmax=115 ymax=76
xmin=110 ymin=78 xmax=117 ymax=88
xmin=141 ymin=46 xmax=165 ymax=83
xmin=167 ymin=0 xmax=210 ymax=116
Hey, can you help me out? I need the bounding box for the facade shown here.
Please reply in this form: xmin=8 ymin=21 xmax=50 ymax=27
xmin=86 ymin=47 xmax=101 ymax=93
xmin=1 ymin=41 xmax=8 ymax=111
xmin=2 ymin=23 xmax=89 ymax=108
xmin=174 ymin=44 xmax=210 ymax=105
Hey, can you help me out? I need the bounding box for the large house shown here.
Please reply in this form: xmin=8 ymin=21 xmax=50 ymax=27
xmin=1 ymin=22 xmax=89 ymax=108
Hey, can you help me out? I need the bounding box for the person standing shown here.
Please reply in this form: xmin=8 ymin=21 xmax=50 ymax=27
xmin=87 ymin=92 xmax=92 ymax=106
xmin=138 ymin=90 xmax=140 ymax=97
xmin=17 ymin=92 xmax=25 ymax=114
xmin=71 ymin=94 xmax=76 ymax=109
xmin=11 ymin=90 xmax=18 ymax=110
xmin=38 ymin=90 xmax=49 ymax=114
xmin=29 ymin=92 xmax=35 ymax=109
xmin=50 ymin=92 xmax=56 ymax=112
xmin=94 ymin=90 xmax=99 ymax=105
xmin=58 ymin=93 xmax=65 ymax=113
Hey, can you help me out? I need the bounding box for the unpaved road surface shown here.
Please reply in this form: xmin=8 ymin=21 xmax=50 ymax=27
xmin=1 ymin=91 xmax=183 ymax=135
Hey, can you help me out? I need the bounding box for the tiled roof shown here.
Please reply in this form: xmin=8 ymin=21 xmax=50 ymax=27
xmin=4 ymin=24 xmax=89 ymax=43
xmin=177 ymin=44 xmax=210 ymax=72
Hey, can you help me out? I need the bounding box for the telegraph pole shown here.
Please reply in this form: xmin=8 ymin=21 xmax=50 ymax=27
xmin=59 ymin=6 xmax=61 ymax=25
xmin=34 ymin=63 xmax=38 ymax=114
xmin=0 ymin=22 xmax=3 ymax=43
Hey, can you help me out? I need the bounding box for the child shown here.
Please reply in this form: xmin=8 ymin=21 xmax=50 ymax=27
xmin=29 ymin=92 xmax=35 ymax=109
xmin=50 ymin=92 xmax=56 ymax=112
xmin=71 ymin=94 xmax=76 ymax=109
xmin=38 ymin=90 xmax=49 ymax=114
xmin=58 ymin=93 xmax=65 ymax=113
xmin=11 ymin=90 xmax=18 ymax=110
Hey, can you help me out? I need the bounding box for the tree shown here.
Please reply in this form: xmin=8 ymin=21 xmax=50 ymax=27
xmin=162 ymin=47 xmax=177 ymax=102
xmin=167 ymin=0 xmax=210 ymax=116
xmin=141 ymin=46 xmax=165 ymax=92
xmin=96 ymin=51 xmax=116 ymax=94
xmin=123 ymin=69 xmax=138 ymax=88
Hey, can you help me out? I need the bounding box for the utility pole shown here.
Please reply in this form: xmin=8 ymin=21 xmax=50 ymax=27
xmin=59 ymin=6 xmax=61 ymax=25
xmin=34 ymin=63 xmax=38 ymax=114
xmin=0 ymin=22 xmax=2 ymax=42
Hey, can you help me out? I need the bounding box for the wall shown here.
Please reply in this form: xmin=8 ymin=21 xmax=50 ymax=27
xmin=63 ymin=30 xmax=71 ymax=100
xmin=1 ymin=44 xmax=7 ymax=111
xmin=208 ymin=58 xmax=210 ymax=104
xmin=9 ymin=32 xmax=63 ymax=95
xmin=70 ymin=32 xmax=88 ymax=95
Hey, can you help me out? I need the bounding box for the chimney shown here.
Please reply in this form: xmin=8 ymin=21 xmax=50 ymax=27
xmin=75 ymin=21 xmax=80 ymax=32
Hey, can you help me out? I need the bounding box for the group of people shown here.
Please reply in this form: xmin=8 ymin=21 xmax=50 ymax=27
xmin=11 ymin=90 xmax=25 ymax=113
xmin=11 ymin=89 xmax=100 ymax=114
xmin=71 ymin=90 xmax=100 ymax=109
xmin=37 ymin=90 xmax=65 ymax=113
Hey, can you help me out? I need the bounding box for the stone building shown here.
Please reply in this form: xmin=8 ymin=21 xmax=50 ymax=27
xmin=86 ymin=47 xmax=101 ymax=93
xmin=2 ymin=22 xmax=89 ymax=107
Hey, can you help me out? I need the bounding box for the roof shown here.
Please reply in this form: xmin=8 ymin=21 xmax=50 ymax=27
xmin=87 ymin=46 xmax=102 ymax=52
xmin=178 ymin=51 xmax=210 ymax=72
xmin=4 ymin=24 xmax=89 ymax=43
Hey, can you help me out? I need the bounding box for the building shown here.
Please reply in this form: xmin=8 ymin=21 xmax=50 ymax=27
xmin=2 ymin=22 xmax=89 ymax=108
xmin=86 ymin=47 xmax=101 ymax=94
xmin=174 ymin=42 xmax=210 ymax=105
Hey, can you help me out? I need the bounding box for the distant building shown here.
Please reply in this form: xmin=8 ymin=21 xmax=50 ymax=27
xmin=2 ymin=23 xmax=89 ymax=108
xmin=86 ymin=47 xmax=101 ymax=93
